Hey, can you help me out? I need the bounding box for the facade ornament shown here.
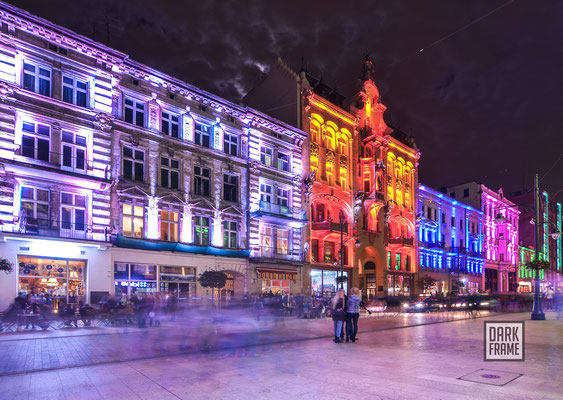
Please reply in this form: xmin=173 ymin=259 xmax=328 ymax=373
xmin=0 ymin=81 xmax=15 ymax=102
xmin=310 ymin=142 xmax=319 ymax=158
xmin=301 ymin=87 xmax=313 ymax=112
xmin=249 ymin=160 xmax=259 ymax=171
xmin=374 ymin=159 xmax=386 ymax=171
xmin=340 ymin=155 xmax=348 ymax=171
xmin=303 ymin=170 xmax=316 ymax=196
xmin=93 ymin=112 xmax=114 ymax=131
xmin=326 ymin=150 xmax=335 ymax=164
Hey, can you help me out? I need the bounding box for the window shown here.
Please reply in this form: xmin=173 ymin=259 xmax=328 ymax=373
xmin=451 ymin=217 xmax=455 ymax=227
xmin=124 ymin=98 xmax=145 ymax=127
xmin=160 ymin=157 xmax=179 ymax=189
xmin=463 ymin=188 xmax=469 ymax=198
xmin=387 ymin=251 xmax=392 ymax=269
xmin=442 ymin=213 xmax=446 ymax=224
xmin=195 ymin=123 xmax=211 ymax=148
xmin=395 ymin=254 xmax=401 ymax=270
xmin=261 ymin=146 xmax=273 ymax=166
xmin=260 ymin=183 xmax=273 ymax=203
xmin=160 ymin=210 xmax=179 ymax=242
xmin=23 ymin=62 xmax=51 ymax=96
xmin=194 ymin=166 xmax=210 ymax=196
xmin=449 ymin=192 xmax=455 ymax=198
xmin=405 ymin=255 xmax=410 ymax=271
xmin=62 ymin=131 xmax=87 ymax=172
xmin=61 ymin=192 xmax=86 ymax=235
xmin=499 ymin=253 xmax=504 ymax=262
xmin=276 ymin=188 xmax=289 ymax=208
xmin=223 ymin=133 xmax=238 ymax=156
xmin=161 ymin=111 xmax=180 ymax=138
xmin=21 ymin=187 xmax=49 ymax=228
xmin=260 ymin=225 xmax=273 ymax=255
xmin=21 ymin=121 xmax=50 ymax=161
xmin=276 ymin=229 xmax=289 ymax=255
xmin=193 ymin=216 xmax=210 ymax=246
xmin=324 ymin=241 xmax=336 ymax=263
xmin=223 ymin=221 xmax=237 ymax=248
xmin=122 ymin=204 xmax=144 ymax=238
xmin=277 ymin=151 xmax=290 ymax=171
xmin=223 ymin=174 xmax=238 ymax=202
xmin=62 ymin=76 xmax=88 ymax=107
xmin=459 ymin=220 xmax=463 ymax=229
xmin=123 ymin=146 xmax=144 ymax=182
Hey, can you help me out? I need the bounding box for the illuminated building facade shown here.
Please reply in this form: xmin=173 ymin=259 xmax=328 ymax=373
xmin=245 ymin=58 xmax=357 ymax=296
xmin=510 ymin=189 xmax=563 ymax=290
xmin=417 ymin=185 xmax=484 ymax=295
xmin=447 ymin=183 xmax=519 ymax=293
xmin=349 ymin=58 xmax=419 ymax=298
xmin=517 ymin=246 xmax=545 ymax=293
xmin=0 ymin=2 xmax=307 ymax=308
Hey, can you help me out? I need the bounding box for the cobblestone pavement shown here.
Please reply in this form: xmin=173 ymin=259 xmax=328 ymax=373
xmin=0 ymin=310 xmax=493 ymax=376
xmin=0 ymin=311 xmax=561 ymax=399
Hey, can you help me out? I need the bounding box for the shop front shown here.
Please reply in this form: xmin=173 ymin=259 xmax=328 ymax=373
xmin=310 ymin=268 xmax=349 ymax=298
xmin=257 ymin=268 xmax=297 ymax=295
xmin=114 ymin=262 xmax=197 ymax=298
xmin=18 ymin=255 xmax=86 ymax=309
xmin=386 ymin=272 xmax=412 ymax=297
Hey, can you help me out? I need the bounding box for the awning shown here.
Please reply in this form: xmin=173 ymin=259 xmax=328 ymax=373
xmin=114 ymin=235 xmax=251 ymax=258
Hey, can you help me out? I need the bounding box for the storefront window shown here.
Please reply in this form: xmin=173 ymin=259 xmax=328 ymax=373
xmin=159 ymin=265 xmax=196 ymax=299
xmin=311 ymin=269 xmax=348 ymax=298
xmin=18 ymin=256 xmax=86 ymax=309
xmin=114 ymin=262 xmax=158 ymax=297
xmin=387 ymin=274 xmax=410 ymax=296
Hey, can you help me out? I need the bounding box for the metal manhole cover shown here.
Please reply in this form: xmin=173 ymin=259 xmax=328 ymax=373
xmin=459 ymin=369 xmax=522 ymax=386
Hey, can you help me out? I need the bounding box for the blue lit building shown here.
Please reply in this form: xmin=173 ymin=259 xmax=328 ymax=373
xmin=417 ymin=184 xmax=484 ymax=295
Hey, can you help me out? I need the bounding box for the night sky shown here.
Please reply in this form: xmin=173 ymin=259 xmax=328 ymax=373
xmin=8 ymin=0 xmax=563 ymax=202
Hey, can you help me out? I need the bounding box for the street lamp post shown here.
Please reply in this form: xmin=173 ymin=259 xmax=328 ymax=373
xmin=339 ymin=210 xmax=346 ymax=290
xmin=531 ymin=174 xmax=546 ymax=320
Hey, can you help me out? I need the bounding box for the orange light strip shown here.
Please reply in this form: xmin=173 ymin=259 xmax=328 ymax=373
xmin=309 ymin=98 xmax=356 ymax=125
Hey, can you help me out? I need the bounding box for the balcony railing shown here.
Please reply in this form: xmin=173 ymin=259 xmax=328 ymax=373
xmin=258 ymin=201 xmax=307 ymax=220
xmin=12 ymin=218 xmax=107 ymax=241
xmin=388 ymin=237 xmax=414 ymax=246
xmin=311 ymin=220 xmax=349 ymax=235
xmin=251 ymin=246 xmax=304 ymax=261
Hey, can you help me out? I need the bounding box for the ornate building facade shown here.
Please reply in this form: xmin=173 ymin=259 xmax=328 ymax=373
xmin=417 ymin=185 xmax=484 ymax=296
xmin=350 ymin=58 xmax=420 ymax=298
xmin=0 ymin=2 xmax=307 ymax=308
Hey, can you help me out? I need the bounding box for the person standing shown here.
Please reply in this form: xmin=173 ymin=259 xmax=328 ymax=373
xmin=331 ymin=289 xmax=346 ymax=343
xmin=345 ymin=287 xmax=361 ymax=342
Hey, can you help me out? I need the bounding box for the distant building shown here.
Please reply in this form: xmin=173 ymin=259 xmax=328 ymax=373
xmin=417 ymin=185 xmax=484 ymax=296
xmin=510 ymin=189 xmax=562 ymax=290
xmin=446 ymin=183 xmax=519 ymax=293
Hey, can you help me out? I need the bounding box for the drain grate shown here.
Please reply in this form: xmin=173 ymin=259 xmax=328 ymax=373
xmin=458 ymin=369 xmax=522 ymax=386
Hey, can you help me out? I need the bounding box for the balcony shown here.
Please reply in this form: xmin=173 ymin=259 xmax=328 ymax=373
xmin=251 ymin=246 xmax=304 ymax=262
xmin=252 ymin=201 xmax=307 ymax=225
xmin=14 ymin=218 xmax=105 ymax=241
xmin=388 ymin=237 xmax=414 ymax=246
xmin=311 ymin=220 xmax=349 ymax=235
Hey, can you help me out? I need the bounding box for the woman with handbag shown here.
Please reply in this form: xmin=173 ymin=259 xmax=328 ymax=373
xmin=331 ymin=289 xmax=346 ymax=343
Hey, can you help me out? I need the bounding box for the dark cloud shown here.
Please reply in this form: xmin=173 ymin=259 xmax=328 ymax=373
xmin=7 ymin=0 xmax=563 ymax=201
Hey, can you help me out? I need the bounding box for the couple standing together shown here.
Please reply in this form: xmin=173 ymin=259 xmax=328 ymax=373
xmin=331 ymin=287 xmax=361 ymax=343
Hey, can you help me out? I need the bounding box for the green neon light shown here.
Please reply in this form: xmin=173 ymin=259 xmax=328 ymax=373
xmin=558 ymin=203 xmax=562 ymax=272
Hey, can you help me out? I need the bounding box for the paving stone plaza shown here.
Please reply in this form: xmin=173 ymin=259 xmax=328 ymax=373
xmin=0 ymin=311 xmax=561 ymax=399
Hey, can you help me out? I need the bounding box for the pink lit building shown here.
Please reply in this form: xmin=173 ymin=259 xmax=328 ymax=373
xmin=446 ymin=183 xmax=519 ymax=293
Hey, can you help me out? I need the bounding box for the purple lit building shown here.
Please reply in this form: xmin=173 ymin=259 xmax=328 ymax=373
xmin=446 ymin=182 xmax=519 ymax=293
xmin=0 ymin=2 xmax=308 ymax=309
xmin=417 ymin=185 xmax=484 ymax=295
